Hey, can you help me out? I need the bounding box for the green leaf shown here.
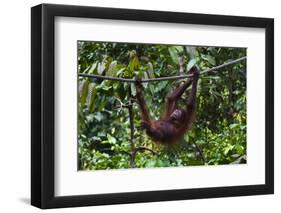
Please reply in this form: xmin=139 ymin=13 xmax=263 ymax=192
xmin=97 ymin=132 xmax=106 ymax=137
xmin=154 ymin=81 xmax=167 ymax=93
xmin=156 ymin=159 xmax=170 ymax=167
xmin=186 ymin=58 xmax=197 ymax=71
xmin=229 ymin=123 xmax=238 ymax=129
xmin=147 ymin=62 xmax=155 ymax=78
xmin=79 ymin=80 xmax=90 ymax=107
xmin=105 ymin=57 xmax=113 ymax=70
xmin=202 ymin=55 xmax=216 ymax=66
xmin=101 ymin=85 xmax=112 ymax=91
xmin=145 ymin=159 xmax=157 ymax=168
xmin=168 ymin=46 xmax=184 ymax=64
xmin=185 ymin=46 xmax=197 ymax=59
xmin=149 ymin=84 xmax=155 ymax=94
xmin=87 ymin=83 xmax=97 ymax=112
xmin=131 ymin=83 xmax=136 ymax=96
xmin=129 ymin=56 xmax=140 ymax=71
xmin=88 ymin=62 xmax=97 ymax=74
xmin=223 ymin=145 xmax=234 ymax=155
xmin=92 ymin=136 xmax=101 ymax=141
xmin=116 ymin=68 xmax=126 ymax=76
xmin=241 ymin=125 xmax=247 ymax=130
xmin=107 ymin=134 xmax=117 ymax=144
xmin=97 ymin=62 xmax=106 ymax=74
xmin=106 ymin=60 xmax=117 ymax=76
xmin=143 ymin=71 xmax=149 ymax=88
xmin=168 ymin=46 xmax=179 ymax=64
xmin=94 ymin=112 xmax=104 ymax=122
xmin=231 ymin=154 xmax=240 ymax=158
xmin=235 ymin=144 xmax=245 ymax=155
xmin=184 ymin=134 xmax=189 ymax=142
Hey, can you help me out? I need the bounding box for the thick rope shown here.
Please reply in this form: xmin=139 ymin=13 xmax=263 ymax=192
xmin=78 ymin=56 xmax=246 ymax=83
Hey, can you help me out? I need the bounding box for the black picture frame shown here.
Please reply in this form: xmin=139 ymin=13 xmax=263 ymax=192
xmin=31 ymin=3 xmax=274 ymax=209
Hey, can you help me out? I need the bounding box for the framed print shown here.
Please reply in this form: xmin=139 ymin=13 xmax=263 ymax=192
xmin=31 ymin=3 xmax=274 ymax=209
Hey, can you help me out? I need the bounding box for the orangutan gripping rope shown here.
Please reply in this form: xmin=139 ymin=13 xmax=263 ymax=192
xmin=135 ymin=67 xmax=199 ymax=144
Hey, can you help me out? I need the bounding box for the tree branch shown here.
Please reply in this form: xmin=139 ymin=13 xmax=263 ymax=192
xmin=135 ymin=146 xmax=158 ymax=155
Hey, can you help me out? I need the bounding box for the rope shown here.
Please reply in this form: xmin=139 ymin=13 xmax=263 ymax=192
xmin=78 ymin=56 xmax=246 ymax=83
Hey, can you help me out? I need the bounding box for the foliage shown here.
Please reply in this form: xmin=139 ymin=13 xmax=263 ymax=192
xmin=78 ymin=41 xmax=246 ymax=170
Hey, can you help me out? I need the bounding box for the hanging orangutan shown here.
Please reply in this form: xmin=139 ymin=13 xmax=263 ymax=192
xmin=135 ymin=66 xmax=199 ymax=144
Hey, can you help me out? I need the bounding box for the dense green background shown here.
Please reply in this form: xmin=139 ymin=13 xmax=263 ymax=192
xmin=78 ymin=41 xmax=246 ymax=170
